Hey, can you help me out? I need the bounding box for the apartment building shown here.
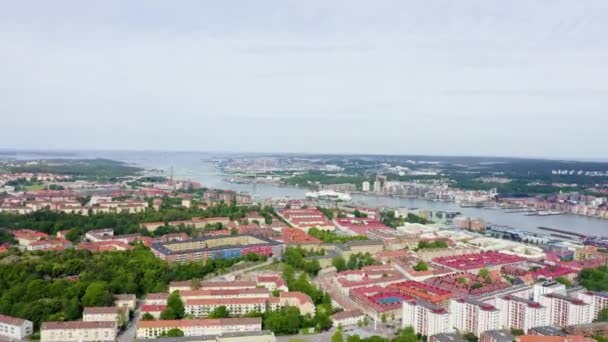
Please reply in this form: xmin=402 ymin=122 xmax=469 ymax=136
xmin=140 ymin=305 xmax=166 ymax=319
xmin=256 ymin=275 xmax=289 ymax=292
xmin=496 ymin=295 xmax=548 ymax=333
xmin=151 ymin=235 xmax=283 ymax=263
xmin=186 ymin=297 xmax=281 ymax=317
xmin=41 ymin=321 xmax=117 ymax=342
xmin=114 ymin=294 xmax=137 ymax=312
xmin=533 ymin=281 xmax=567 ymax=302
xmin=540 ymin=293 xmax=592 ymax=327
xmin=144 ymin=292 xmax=169 ymax=305
xmin=180 ymin=288 xmax=272 ymax=301
xmin=83 ymin=307 xmax=126 ymax=324
xmin=450 ymin=298 xmax=500 ymax=336
xmin=330 ymin=309 xmax=366 ymax=327
xmin=136 ymin=317 xmax=262 ymax=339
xmin=402 ymin=299 xmax=452 ymax=337
xmin=0 ymin=314 xmax=33 ymax=340
xmin=578 ymin=291 xmax=608 ymax=321
xmin=184 ymin=292 xmax=314 ymax=317
xmin=169 ymin=280 xmax=257 ymax=293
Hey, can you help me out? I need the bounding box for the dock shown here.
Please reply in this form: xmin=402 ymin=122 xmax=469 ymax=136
xmin=538 ymin=226 xmax=586 ymax=238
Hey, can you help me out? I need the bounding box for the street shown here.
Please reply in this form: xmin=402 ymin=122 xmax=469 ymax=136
xmin=117 ymin=303 xmax=141 ymax=342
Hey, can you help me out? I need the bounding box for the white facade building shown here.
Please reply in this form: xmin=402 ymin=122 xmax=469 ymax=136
xmin=533 ymin=281 xmax=566 ymax=302
xmin=0 ymin=314 xmax=33 ymax=340
xmin=495 ymin=295 xmax=548 ymax=333
xmin=450 ymin=298 xmax=500 ymax=336
xmin=136 ymin=318 xmax=262 ymax=339
xmin=402 ymin=299 xmax=452 ymax=337
xmin=41 ymin=321 xmax=117 ymax=342
xmin=539 ymin=293 xmax=592 ymax=327
xmin=82 ymin=307 xmax=126 ymax=324
xmin=578 ymin=291 xmax=608 ymax=321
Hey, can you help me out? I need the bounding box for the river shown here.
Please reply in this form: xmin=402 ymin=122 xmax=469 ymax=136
xmin=12 ymin=150 xmax=608 ymax=237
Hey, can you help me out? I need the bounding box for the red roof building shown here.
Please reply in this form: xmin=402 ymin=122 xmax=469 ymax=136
xmin=432 ymin=251 xmax=525 ymax=271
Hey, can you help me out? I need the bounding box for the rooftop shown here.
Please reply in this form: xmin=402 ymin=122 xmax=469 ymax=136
xmin=83 ymin=307 xmax=123 ymax=315
xmin=42 ymin=321 xmax=116 ymax=330
xmin=137 ymin=317 xmax=261 ymax=329
xmin=432 ymin=251 xmax=524 ymax=270
xmin=330 ymin=309 xmax=365 ymax=321
xmin=482 ymin=330 xmax=514 ymax=342
xmin=0 ymin=314 xmax=27 ymax=326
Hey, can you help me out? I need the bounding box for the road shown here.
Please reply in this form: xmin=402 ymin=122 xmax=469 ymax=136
xmin=118 ymin=303 xmax=141 ymax=342
xmin=276 ymin=329 xmax=335 ymax=342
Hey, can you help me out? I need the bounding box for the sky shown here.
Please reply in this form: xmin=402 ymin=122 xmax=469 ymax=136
xmin=1 ymin=1 xmax=607 ymax=160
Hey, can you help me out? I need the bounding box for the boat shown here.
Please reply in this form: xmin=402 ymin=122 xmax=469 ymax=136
xmin=305 ymin=190 xmax=352 ymax=202
xmin=525 ymin=211 xmax=563 ymax=216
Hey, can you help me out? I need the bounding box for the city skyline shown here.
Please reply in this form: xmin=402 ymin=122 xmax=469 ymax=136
xmin=2 ymin=1 xmax=607 ymax=158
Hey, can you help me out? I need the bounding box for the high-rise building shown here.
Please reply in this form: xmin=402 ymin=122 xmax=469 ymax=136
xmin=450 ymin=298 xmax=500 ymax=336
xmin=402 ymin=299 xmax=452 ymax=337
xmin=373 ymin=180 xmax=381 ymax=193
xmin=496 ymin=295 xmax=548 ymax=333
xmin=362 ymin=181 xmax=370 ymax=192
xmin=578 ymin=291 xmax=608 ymax=321
xmin=539 ymin=293 xmax=592 ymax=327
xmin=533 ymin=281 xmax=566 ymax=302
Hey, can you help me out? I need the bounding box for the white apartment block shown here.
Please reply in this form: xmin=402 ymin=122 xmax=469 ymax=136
xmin=330 ymin=309 xmax=366 ymax=327
xmin=41 ymin=321 xmax=117 ymax=342
xmin=180 ymin=288 xmax=272 ymax=301
xmin=113 ymin=294 xmax=136 ymax=312
xmin=402 ymin=299 xmax=452 ymax=337
xmin=540 ymin=293 xmax=592 ymax=327
xmin=143 ymin=292 xmax=169 ymax=306
xmin=136 ymin=317 xmax=262 ymax=339
xmin=83 ymin=307 xmax=126 ymax=324
xmin=186 ymin=297 xmax=283 ymax=317
xmin=450 ymin=298 xmax=500 ymax=336
xmin=578 ymin=291 xmax=608 ymax=321
xmin=533 ymin=281 xmax=566 ymax=302
xmin=0 ymin=314 xmax=33 ymax=340
xmin=185 ymin=291 xmax=315 ymax=317
xmin=496 ymin=295 xmax=548 ymax=333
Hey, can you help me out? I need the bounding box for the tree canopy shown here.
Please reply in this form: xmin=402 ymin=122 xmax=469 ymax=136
xmin=161 ymin=291 xmax=185 ymax=320
xmin=0 ymin=246 xmax=241 ymax=330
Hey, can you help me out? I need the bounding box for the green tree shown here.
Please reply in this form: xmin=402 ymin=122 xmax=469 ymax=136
xmin=332 ymin=256 xmax=347 ymax=272
xmin=141 ymin=312 xmax=155 ymax=321
xmin=263 ymin=306 xmax=302 ymax=335
xmin=596 ymin=307 xmax=608 ymax=322
xmin=393 ymin=327 xmax=421 ymax=342
xmin=413 ymin=261 xmax=428 ymax=272
xmin=332 ymin=328 xmax=344 ymax=342
xmin=81 ymin=282 xmax=112 ymax=307
xmin=463 ymin=332 xmax=478 ymax=342
xmin=555 ymin=276 xmax=573 ymax=288
xmin=209 ymin=305 xmax=230 ymax=318
xmin=313 ymin=312 xmax=332 ymax=332
xmin=160 ymin=328 xmax=184 ymax=337
xmin=511 ymin=328 xmax=524 ymax=336
xmin=161 ymin=291 xmax=185 ymax=319
xmin=478 ymin=267 xmax=490 ymax=279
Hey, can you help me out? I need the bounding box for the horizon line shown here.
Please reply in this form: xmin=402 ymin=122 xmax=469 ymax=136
xmin=1 ymin=147 xmax=607 ymax=164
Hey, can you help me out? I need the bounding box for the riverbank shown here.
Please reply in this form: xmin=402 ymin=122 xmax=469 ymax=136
xmin=33 ymin=151 xmax=606 ymax=238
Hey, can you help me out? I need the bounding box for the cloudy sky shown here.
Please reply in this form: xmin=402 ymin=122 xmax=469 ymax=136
xmin=1 ymin=1 xmax=607 ymax=159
